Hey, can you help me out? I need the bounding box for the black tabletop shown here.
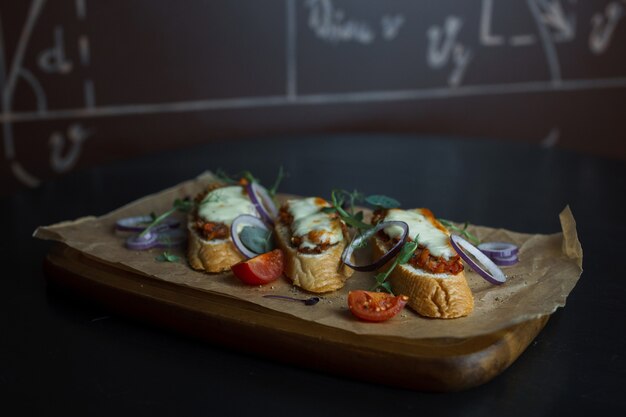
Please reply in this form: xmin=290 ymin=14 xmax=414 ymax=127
xmin=2 ymin=134 xmax=625 ymax=416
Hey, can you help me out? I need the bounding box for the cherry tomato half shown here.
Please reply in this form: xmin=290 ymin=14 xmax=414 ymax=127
xmin=231 ymin=249 xmax=285 ymax=285
xmin=347 ymin=290 xmax=409 ymax=322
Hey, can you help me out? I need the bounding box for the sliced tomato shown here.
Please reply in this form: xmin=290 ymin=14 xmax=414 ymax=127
xmin=347 ymin=290 xmax=409 ymax=322
xmin=231 ymin=249 xmax=285 ymax=285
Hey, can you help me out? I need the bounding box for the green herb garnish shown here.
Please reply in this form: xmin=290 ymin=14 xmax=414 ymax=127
xmin=328 ymin=189 xmax=371 ymax=231
xmin=364 ymin=195 xmax=401 ymax=209
xmin=324 ymin=190 xmax=372 ymax=231
xmin=438 ymin=219 xmax=480 ymax=245
xmin=268 ymin=165 xmax=286 ymax=198
xmin=371 ymin=237 xmax=420 ymax=294
xmin=325 ymin=189 xmax=401 ymax=232
xmin=215 ymin=168 xmax=259 ymax=185
xmin=216 ymin=167 xmax=286 ymax=200
xmin=214 ymin=168 xmax=238 ymax=184
xmin=155 ymin=251 xmax=180 ymax=262
xmin=138 ymin=198 xmax=193 ymax=237
xmin=240 ymin=226 xmax=275 ymax=254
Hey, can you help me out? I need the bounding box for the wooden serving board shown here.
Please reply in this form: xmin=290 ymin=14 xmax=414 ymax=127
xmin=43 ymin=243 xmax=549 ymax=392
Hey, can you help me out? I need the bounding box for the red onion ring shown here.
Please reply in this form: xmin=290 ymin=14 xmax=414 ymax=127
xmin=125 ymin=231 xmax=158 ymax=250
xmin=230 ymin=214 xmax=270 ymax=259
xmin=450 ymin=235 xmax=507 ymax=285
xmin=490 ymin=254 xmax=520 ymax=266
xmin=341 ymin=221 xmax=409 ymax=272
xmin=246 ymin=182 xmax=278 ymax=227
xmin=116 ymin=215 xmax=180 ymax=232
xmin=477 ymin=241 xmax=519 ymax=258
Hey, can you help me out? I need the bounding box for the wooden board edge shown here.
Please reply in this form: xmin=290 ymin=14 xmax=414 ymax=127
xmin=42 ymin=243 xmax=549 ymax=392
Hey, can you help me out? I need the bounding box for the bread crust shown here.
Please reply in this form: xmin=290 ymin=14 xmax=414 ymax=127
xmin=187 ymin=220 xmax=245 ymax=273
xmin=372 ymin=236 xmax=474 ymax=319
xmin=274 ymin=222 xmax=353 ymax=293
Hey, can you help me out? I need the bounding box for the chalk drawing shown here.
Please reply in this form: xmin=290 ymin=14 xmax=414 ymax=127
xmin=2 ymin=0 xmax=46 ymax=162
xmin=306 ymin=0 xmax=375 ymax=44
xmin=381 ymin=15 xmax=404 ymax=41
xmin=449 ymin=44 xmax=472 ymax=88
xmin=17 ymin=68 xmax=47 ymax=112
xmin=536 ymin=0 xmax=576 ymax=42
xmin=78 ymin=35 xmax=90 ymax=66
xmin=84 ymin=79 xmax=95 ymax=108
xmin=427 ymin=16 xmax=463 ymax=69
xmin=509 ymin=34 xmax=537 ymax=46
xmin=286 ymin=0 xmax=297 ymax=99
xmin=427 ymin=16 xmax=472 ymax=87
xmin=4 ymin=78 xmax=626 ymax=125
xmin=590 ymin=2 xmax=624 ymax=54
xmin=527 ymin=0 xmax=562 ymax=83
xmin=75 ymin=0 xmax=86 ymax=20
xmin=37 ymin=26 xmax=73 ymax=74
xmin=480 ymin=0 xmax=505 ymax=46
xmin=541 ymin=127 xmax=560 ymax=148
xmin=1 ymin=0 xmax=625 ymax=188
xmin=49 ymin=123 xmax=91 ymax=173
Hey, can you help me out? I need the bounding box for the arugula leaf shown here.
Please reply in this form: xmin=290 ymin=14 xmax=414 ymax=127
xmin=365 ymin=195 xmax=401 ymax=209
xmin=335 ymin=203 xmax=372 ymax=230
xmin=325 ymin=189 xmax=402 ymax=234
xmin=329 ymin=189 xmax=372 ymax=231
xmin=156 ymin=251 xmax=180 ymax=262
xmin=397 ymin=239 xmax=419 ymax=264
xmin=240 ymin=226 xmax=275 ymax=254
xmin=370 ymin=237 xmax=420 ymax=294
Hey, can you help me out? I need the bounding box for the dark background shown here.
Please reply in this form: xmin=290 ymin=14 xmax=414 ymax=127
xmin=1 ymin=0 xmax=626 ymax=193
xmin=2 ymin=135 xmax=626 ymax=415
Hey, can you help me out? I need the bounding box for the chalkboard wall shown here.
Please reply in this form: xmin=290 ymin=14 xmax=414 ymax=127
xmin=1 ymin=0 xmax=625 ymax=191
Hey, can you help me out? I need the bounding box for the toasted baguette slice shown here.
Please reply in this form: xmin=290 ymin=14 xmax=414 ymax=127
xmin=187 ymin=219 xmax=245 ymax=273
xmin=186 ymin=181 xmax=255 ymax=273
xmin=372 ymin=236 xmax=474 ymax=319
xmin=274 ymin=221 xmax=353 ymax=293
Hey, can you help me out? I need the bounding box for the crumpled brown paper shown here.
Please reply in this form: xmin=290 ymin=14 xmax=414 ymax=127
xmin=34 ymin=172 xmax=583 ymax=339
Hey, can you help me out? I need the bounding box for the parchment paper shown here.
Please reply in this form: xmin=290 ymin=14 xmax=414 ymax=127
xmin=34 ymin=172 xmax=584 ymax=339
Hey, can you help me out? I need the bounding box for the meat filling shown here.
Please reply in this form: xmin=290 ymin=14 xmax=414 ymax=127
xmin=373 ymin=209 xmax=464 ymax=275
xmin=279 ymin=204 xmax=344 ymax=254
xmin=191 ymin=182 xmax=235 ymax=241
xmin=194 ymin=220 xmax=229 ymax=240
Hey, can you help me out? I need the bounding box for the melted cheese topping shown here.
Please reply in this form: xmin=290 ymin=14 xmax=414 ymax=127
xmin=383 ymin=208 xmax=454 ymax=259
xmin=287 ymin=197 xmax=343 ymax=249
xmin=197 ymin=186 xmax=257 ymax=226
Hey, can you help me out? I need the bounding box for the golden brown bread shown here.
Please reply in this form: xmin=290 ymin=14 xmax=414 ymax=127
xmin=274 ymin=221 xmax=354 ymax=293
xmin=372 ymin=236 xmax=474 ymax=319
xmin=187 ymin=220 xmax=245 ymax=273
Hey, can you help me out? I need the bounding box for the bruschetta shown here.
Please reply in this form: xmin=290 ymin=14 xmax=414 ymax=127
xmin=187 ymin=182 xmax=259 ymax=273
xmin=275 ymin=197 xmax=353 ymax=293
xmin=371 ymin=208 xmax=474 ymax=318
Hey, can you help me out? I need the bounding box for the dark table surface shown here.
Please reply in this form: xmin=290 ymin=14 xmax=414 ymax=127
xmin=2 ymin=134 xmax=625 ymax=416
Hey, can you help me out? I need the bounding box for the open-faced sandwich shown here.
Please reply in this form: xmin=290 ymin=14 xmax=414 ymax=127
xmin=275 ymin=197 xmax=354 ymax=293
xmin=371 ymin=208 xmax=474 ymax=318
xmin=187 ymin=181 xmax=259 ymax=273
